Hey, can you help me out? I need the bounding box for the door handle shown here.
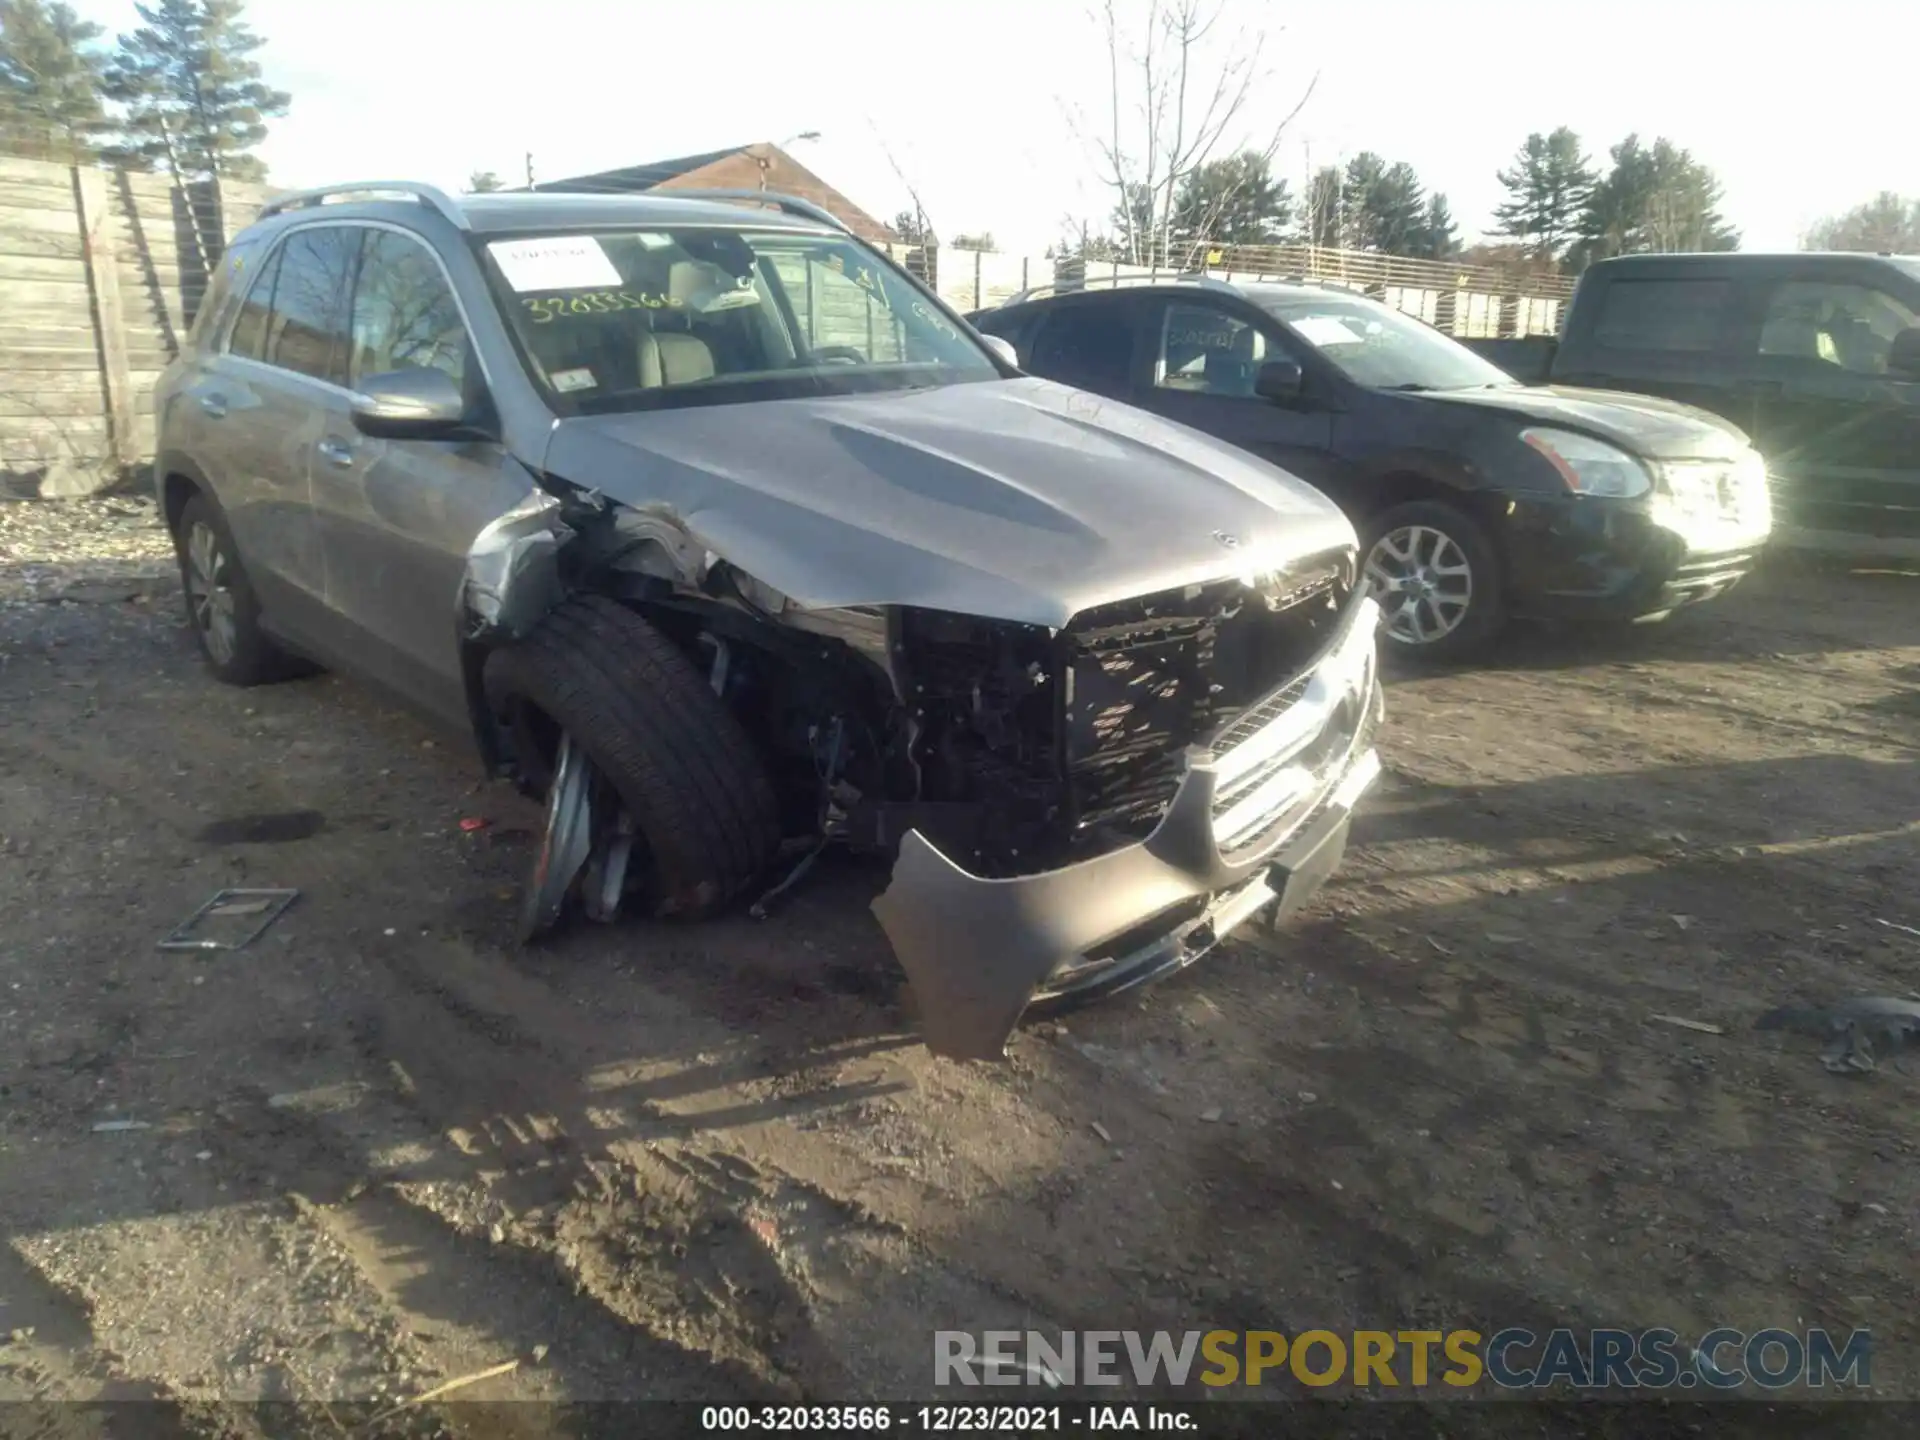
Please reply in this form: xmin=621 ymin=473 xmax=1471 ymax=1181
xmin=198 ymin=392 xmax=228 ymax=419
xmin=316 ymin=438 xmax=355 ymax=468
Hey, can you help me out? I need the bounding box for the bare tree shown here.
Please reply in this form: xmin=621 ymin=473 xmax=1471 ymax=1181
xmin=1075 ymin=0 xmax=1315 ymax=268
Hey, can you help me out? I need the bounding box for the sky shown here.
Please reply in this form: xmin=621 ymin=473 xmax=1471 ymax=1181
xmin=71 ymin=0 xmax=1919 ymax=256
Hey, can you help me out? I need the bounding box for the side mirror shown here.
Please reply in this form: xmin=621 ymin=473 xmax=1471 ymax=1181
xmin=1887 ymin=326 xmax=1920 ymax=380
xmin=1254 ymin=358 xmax=1304 ymax=404
xmin=980 ymin=334 xmax=1020 ymax=369
xmin=350 ymin=367 xmax=473 ymax=440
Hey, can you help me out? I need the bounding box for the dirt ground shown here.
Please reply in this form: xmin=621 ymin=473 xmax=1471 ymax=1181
xmin=2 ymin=497 xmax=1917 ymax=1426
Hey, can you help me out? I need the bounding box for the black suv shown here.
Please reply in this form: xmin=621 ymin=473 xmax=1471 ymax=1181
xmin=974 ymin=276 xmax=1773 ymax=660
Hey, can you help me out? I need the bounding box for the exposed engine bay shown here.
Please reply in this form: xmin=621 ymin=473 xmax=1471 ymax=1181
xmin=465 ymin=478 xmax=1381 ymax=1060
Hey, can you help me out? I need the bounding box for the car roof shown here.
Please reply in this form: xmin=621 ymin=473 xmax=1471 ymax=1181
xmin=245 ymin=183 xmax=841 ymax=241
xmin=1590 ymin=251 xmax=1920 ymax=282
xmin=996 ymin=274 xmax=1371 ymax=313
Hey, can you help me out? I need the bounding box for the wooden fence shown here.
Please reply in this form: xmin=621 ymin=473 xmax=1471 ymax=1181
xmin=0 ymin=157 xmax=270 ymax=496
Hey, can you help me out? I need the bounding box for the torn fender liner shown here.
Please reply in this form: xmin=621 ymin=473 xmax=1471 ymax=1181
xmin=463 ymin=485 xmax=570 ymax=641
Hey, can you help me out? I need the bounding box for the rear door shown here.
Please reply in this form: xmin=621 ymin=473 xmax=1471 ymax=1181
xmin=187 ymin=224 xmax=357 ymax=649
xmin=1736 ymin=274 xmax=1920 ymax=539
xmin=1124 ymin=295 xmax=1347 ymax=499
xmin=1557 ymin=271 xmax=1754 ymax=432
xmin=1018 ymin=296 xmax=1145 ymax=400
xmin=310 ymin=224 xmax=525 ymax=726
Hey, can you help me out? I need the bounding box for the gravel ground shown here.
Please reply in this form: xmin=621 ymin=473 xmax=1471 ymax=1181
xmin=1 ymin=499 xmax=1917 ymax=1435
xmin=0 ymin=495 xmax=178 ymax=606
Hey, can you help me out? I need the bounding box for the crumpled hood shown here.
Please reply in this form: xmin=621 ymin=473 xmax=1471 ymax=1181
xmin=1421 ymin=383 xmax=1752 ymax=459
xmin=540 ymin=377 xmax=1355 ymax=628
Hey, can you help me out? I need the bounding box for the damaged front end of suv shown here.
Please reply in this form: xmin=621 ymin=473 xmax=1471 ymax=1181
xmin=467 ymin=453 xmax=1382 ymax=1061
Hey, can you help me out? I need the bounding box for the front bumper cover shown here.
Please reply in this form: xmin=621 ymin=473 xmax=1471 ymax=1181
xmin=872 ymin=593 xmax=1384 ymax=1060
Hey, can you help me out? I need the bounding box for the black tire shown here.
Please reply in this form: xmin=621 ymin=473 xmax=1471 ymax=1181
xmin=483 ymin=596 xmax=782 ymax=918
xmin=172 ymin=492 xmax=307 ymax=685
xmin=1361 ymin=499 xmax=1506 ymax=663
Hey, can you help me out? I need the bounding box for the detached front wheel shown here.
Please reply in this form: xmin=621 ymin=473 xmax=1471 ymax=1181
xmin=1361 ymin=500 xmax=1505 ymax=662
xmin=483 ymin=596 xmax=782 ymax=924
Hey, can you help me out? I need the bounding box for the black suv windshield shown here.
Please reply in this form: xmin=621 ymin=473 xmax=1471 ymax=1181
xmin=1255 ymin=291 xmax=1517 ymax=393
xmin=479 ymin=226 xmax=998 ymax=414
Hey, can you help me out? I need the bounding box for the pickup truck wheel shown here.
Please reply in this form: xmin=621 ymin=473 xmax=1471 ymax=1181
xmin=1361 ymin=500 xmax=1505 ymax=661
xmin=172 ymin=493 xmax=310 ymax=685
xmin=483 ymin=596 xmax=782 ymax=919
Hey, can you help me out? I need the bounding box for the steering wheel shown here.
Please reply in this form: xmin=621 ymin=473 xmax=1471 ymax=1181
xmin=811 ymin=345 xmax=868 ymax=365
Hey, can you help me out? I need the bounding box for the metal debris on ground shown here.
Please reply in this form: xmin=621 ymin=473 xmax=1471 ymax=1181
xmin=1090 ymin=1120 xmax=1113 ymax=1143
xmin=1872 ymin=917 xmax=1920 ymax=941
xmin=1756 ymin=996 xmax=1920 ymax=1074
xmin=157 ymin=888 xmax=299 ymax=951
xmin=1650 ymin=1013 xmax=1725 ymax=1035
xmin=90 ymin=1119 xmax=150 ymax=1133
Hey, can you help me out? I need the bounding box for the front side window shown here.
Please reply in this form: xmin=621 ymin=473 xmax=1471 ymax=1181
xmin=1156 ymin=303 xmax=1269 ymax=397
xmin=1257 ymin=291 xmax=1513 ymax=392
xmin=1757 ymin=281 xmax=1918 ymax=376
xmin=1591 ymin=278 xmax=1730 ymax=353
xmin=231 ymin=226 xmax=357 ymax=383
xmin=479 ymin=227 xmax=996 ymax=413
xmin=349 ymin=230 xmax=469 ymax=388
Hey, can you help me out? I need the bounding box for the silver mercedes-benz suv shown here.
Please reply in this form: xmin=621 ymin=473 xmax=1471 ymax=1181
xmin=155 ymin=181 xmax=1383 ymax=1058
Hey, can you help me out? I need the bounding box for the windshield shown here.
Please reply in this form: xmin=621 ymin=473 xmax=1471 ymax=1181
xmin=1256 ymin=292 xmax=1516 ymax=393
xmin=479 ymin=227 xmax=999 ymax=414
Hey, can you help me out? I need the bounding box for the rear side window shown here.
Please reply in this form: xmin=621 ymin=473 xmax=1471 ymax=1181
xmin=189 ymin=233 xmax=265 ymax=346
xmin=226 ymin=243 xmax=283 ymax=361
xmin=1591 ymin=278 xmax=1731 ymax=353
xmin=1028 ymin=302 xmax=1137 ymax=390
xmin=1757 ymin=281 xmax=1919 ymax=376
xmin=231 ymin=226 xmax=358 ymax=384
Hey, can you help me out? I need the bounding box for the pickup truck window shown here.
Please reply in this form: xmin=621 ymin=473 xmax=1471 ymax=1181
xmin=1757 ymin=281 xmax=1918 ymax=377
xmin=1591 ymin=278 xmax=1730 ymax=353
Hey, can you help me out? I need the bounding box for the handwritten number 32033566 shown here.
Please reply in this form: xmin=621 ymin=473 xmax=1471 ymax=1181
xmin=521 ymin=292 xmax=684 ymax=323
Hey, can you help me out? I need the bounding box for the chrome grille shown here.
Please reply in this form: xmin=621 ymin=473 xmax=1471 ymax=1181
xmin=1207 ymin=595 xmax=1379 ymax=853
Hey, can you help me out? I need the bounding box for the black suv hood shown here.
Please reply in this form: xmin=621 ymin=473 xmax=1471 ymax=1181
xmin=540 ymin=377 xmax=1355 ymax=629
xmin=1417 ymin=384 xmax=1751 ymax=459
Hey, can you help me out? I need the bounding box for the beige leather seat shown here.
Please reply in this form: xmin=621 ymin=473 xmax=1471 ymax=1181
xmin=636 ymin=330 xmax=715 ymax=387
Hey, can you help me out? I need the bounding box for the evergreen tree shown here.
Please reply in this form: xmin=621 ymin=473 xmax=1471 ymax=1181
xmin=466 ymin=170 xmax=503 ymax=194
xmin=0 ymin=0 xmax=109 ymax=161
xmin=1492 ymin=127 xmax=1594 ymax=261
xmin=1409 ymin=192 xmax=1460 ymax=260
xmin=105 ymin=0 xmax=288 ymax=182
xmin=1170 ymin=151 xmax=1292 ymax=249
xmin=1339 ymin=153 xmax=1428 ymax=254
xmin=1571 ymin=134 xmax=1738 ymax=267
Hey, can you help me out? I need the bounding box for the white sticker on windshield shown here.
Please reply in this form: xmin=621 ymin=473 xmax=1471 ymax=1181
xmin=488 ymin=236 xmax=622 ymax=293
xmin=1290 ymin=315 xmax=1367 ymax=348
xmin=549 ymin=367 xmax=598 ymax=393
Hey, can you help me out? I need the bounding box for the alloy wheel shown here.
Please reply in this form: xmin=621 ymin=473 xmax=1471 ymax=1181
xmin=1364 ymin=524 xmax=1474 ymax=646
xmin=184 ymin=521 xmax=238 ymax=664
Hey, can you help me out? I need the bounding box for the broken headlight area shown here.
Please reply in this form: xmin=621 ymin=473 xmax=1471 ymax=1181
xmin=874 ymin=545 xmax=1358 ymax=881
xmin=873 ymin=568 xmax=1381 ymax=1060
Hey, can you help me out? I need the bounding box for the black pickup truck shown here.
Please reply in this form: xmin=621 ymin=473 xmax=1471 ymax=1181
xmin=1465 ymin=253 xmax=1920 ymax=544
